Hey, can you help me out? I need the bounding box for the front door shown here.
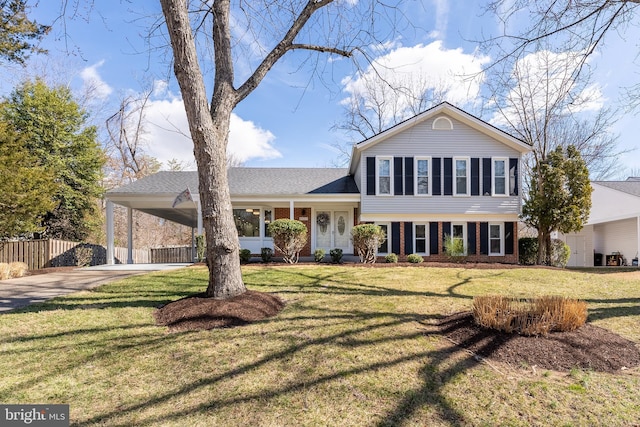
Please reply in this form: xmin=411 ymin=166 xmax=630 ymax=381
xmin=315 ymin=210 xmax=350 ymax=252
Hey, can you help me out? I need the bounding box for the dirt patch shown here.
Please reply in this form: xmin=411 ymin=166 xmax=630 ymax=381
xmin=154 ymin=290 xmax=285 ymax=332
xmin=437 ymin=312 xmax=640 ymax=373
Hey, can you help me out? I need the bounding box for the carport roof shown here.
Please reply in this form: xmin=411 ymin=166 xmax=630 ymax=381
xmin=106 ymin=168 xmax=359 ymax=227
xmin=594 ymin=180 xmax=640 ymax=198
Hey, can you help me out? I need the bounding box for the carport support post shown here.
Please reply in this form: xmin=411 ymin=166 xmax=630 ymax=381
xmin=127 ymin=207 xmax=134 ymax=264
xmin=106 ymin=200 xmax=115 ymax=265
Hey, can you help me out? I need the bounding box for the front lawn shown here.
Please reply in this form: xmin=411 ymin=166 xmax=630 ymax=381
xmin=1 ymin=265 xmax=638 ymax=426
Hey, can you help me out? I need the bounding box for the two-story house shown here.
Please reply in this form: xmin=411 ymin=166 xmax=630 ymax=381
xmin=105 ymin=102 xmax=531 ymax=264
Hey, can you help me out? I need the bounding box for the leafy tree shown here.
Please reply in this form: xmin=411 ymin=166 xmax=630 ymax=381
xmin=0 ymin=122 xmax=57 ymax=239
xmin=159 ymin=0 xmax=410 ymax=299
xmin=522 ymin=145 xmax=592 ymax=265
xmin=0 ymin=0 xmax=50 ymax=64
xmin=1 ymin=79 xmax=105 ymax=240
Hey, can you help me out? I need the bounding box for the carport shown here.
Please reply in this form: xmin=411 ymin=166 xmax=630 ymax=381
xmin=105 ymin=171 xmax=203 ymax=265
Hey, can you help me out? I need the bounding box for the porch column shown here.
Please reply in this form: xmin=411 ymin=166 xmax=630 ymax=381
xmin=106 ymin=200 xmax=114 ymax=265
xmin=637 ymin=216 xmax=640 ymax=264
xmin=197 ymin=199 xmax=203 ymax=235
xmin=127 ymin=207 xmax=134 ymax=264
xmin=290 ymin=200 xmax=294 ymax=219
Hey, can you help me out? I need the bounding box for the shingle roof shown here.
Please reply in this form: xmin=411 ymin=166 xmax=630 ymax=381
xmin=593 ymin=180 xmax=640 ymax=198
xmin=107 ymin=168 xmax=359 ymax=196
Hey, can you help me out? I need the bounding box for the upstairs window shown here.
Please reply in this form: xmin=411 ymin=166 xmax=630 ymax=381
xmin=493 ymin=158 xmax=508 ymax=196
xmin=376 ymin=157 xmax=392 ymax=195
xmin=415 ymin=157 xmax=431 ymax=196
xmin=454 ymin=157 xmax=469 ymax=196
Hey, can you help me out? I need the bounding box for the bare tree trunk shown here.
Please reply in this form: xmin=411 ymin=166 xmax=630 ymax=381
xmin=161 ymin=0 xmax=245 ymax=299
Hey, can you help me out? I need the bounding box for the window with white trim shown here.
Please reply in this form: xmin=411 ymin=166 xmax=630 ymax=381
xmin=414 ymin=223 xmax=428 ymax=254
xmin=415 ymin=157 xmax=431 ymax=196
xmin=454 ymin=157 xmax=470 ymax=196
xmin=489 ymin=223 xmax=503 ymax=255
xmin=376 ymin=157 xmax=392 ymax=195
xmin=376 ymin=223 xmax=390 ymax=254
xmin=492 ymin=158 xmax=508 ymax=196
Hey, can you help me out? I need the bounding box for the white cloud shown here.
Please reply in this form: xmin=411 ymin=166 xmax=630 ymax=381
xmin=80 ymin=60 xmax=113 ymax=99
xmin=342 ymin=40 xmax=489 ymax=128
xmin=140 ymin=86 xmax=281 ymax=168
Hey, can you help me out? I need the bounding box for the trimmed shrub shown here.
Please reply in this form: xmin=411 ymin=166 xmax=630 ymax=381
xmin=473 ymin=295 xmax=587 ymax=336
xmin=406 ymin=253 xmax=423 ymax=263
xmin=239 ymin=249 xmax=252 ymax=264
xmin=518 ymin=237 xmax=570 ymax=267
xmin=196 ymin=234 xmax=206 ymax=262
xmin=268 ymin=219 xmax=308 ymax=264
xmin=261 ymin=247 xmax=273 ymax=263
xmin=351 ymin=224 xmax=385 ymax=263
xmin=329 ymin=248 xmax=343 ymax=264
xmin=551 ymin=239 xmax=570 ymax=268
xmin=519 ymin=237 xmax=538 ymax=265
xmin=385 ymin=253 xmax=398 ymax=263
xmin=314 ymin=248 xmax=326 ymax=263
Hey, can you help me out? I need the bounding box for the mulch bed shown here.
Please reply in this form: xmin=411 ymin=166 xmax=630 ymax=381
xmin=436 ymin=312 xmax=640 ymax=373
xmin=154 ymin=290 xmax=285 ymax=332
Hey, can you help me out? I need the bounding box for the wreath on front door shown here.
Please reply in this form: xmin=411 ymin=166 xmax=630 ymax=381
xmin=317 ymin=212 xmax=330 ymax=233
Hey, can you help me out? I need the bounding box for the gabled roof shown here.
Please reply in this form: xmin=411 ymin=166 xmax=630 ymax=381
xmin=348 ymin=102 xmax=531 ymax=174
xmin=593 ymin=180 xmax=640 ymax=198
xmin=107 ymin=168 xmax=358 ymax=197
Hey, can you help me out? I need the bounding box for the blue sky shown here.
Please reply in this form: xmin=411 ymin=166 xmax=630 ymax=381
xmin=5 ymin=1 xmax=640 ymax=176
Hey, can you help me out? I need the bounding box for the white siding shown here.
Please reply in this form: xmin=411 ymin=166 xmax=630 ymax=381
xmin=360 ymin=114 xmax=522 ymax=215
xmin=593 ymin=218 xmax=639 ymax=264
xmin=590 ymin=183 xmax=640 ymax=224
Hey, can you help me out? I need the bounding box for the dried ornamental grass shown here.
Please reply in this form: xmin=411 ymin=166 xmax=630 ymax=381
xmin=0 ymin=262 xmax=28 ymax=280
xmin=473 ymin=295 xmax=587 ymax=336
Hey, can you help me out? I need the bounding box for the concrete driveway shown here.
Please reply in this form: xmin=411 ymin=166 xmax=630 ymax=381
xmin=0 ymin=263 xmax=190 ymax=312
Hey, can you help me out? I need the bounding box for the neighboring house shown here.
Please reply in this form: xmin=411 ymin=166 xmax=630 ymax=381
xmin=561 ymin=178 xmax=640 ymax=267
xmin=105 ymin=102 xmax=531 ymax=264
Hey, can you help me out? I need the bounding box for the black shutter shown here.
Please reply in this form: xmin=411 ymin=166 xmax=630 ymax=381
xmin=509 ymin=158 xmax=518 ymax=196
xmin=443 ymin=157 xmax=453 ymax=196
xmin=391 ymin=222 xmax=401 ymax=255
xmin=404 ymin=157 xmax=414 ymax=195
xmin=471 ymin=158 xmax=480 ymax=196
xmin=394 ymin=157 xmax=404 ymax=195
xmin=467 ymin=222 xmax=476 ymax=255
xmin=442 ymin=222 xmax=451 ymax=249
xmin=505 ymin=222 xmax=514 ymax=254
xmin=366 ymin=157 xmax=375 ymax=195
xmin=482 ymin=158 xmax=491 ymax=196
xmin=404 ymin=222 xmax=413 ymax=256
xmin=480 ymin=222 xmax=489 ymax=255
xmin=430 ymin=222 xmax=439 ymax=255
xmin=432 ymin=157 xmax=441 ymax=195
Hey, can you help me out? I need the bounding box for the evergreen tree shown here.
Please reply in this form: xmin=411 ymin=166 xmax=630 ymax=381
xmin=0 ymin=122 xmax=57 ymax=239
xmin=0 ymin=0 xmax=50 ymax=64
xmin=522 ymin=145 xmax=592 ymax=265
xmin=1 ymin=79 xmax=105 ymax=240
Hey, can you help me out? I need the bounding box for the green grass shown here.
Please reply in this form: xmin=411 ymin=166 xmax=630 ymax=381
xmin=1 ymin=265 xmax=639 ymax=426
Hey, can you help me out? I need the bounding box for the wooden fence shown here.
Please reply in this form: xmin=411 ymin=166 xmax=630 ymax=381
xmin=150 ymin=246 xmax=193 ymax=263
xmin=0 ymin=239 xmax=153 ymax=270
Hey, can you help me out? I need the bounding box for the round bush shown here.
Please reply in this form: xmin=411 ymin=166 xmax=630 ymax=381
xmin=406 ymin=253 xmax=424 ymax=263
